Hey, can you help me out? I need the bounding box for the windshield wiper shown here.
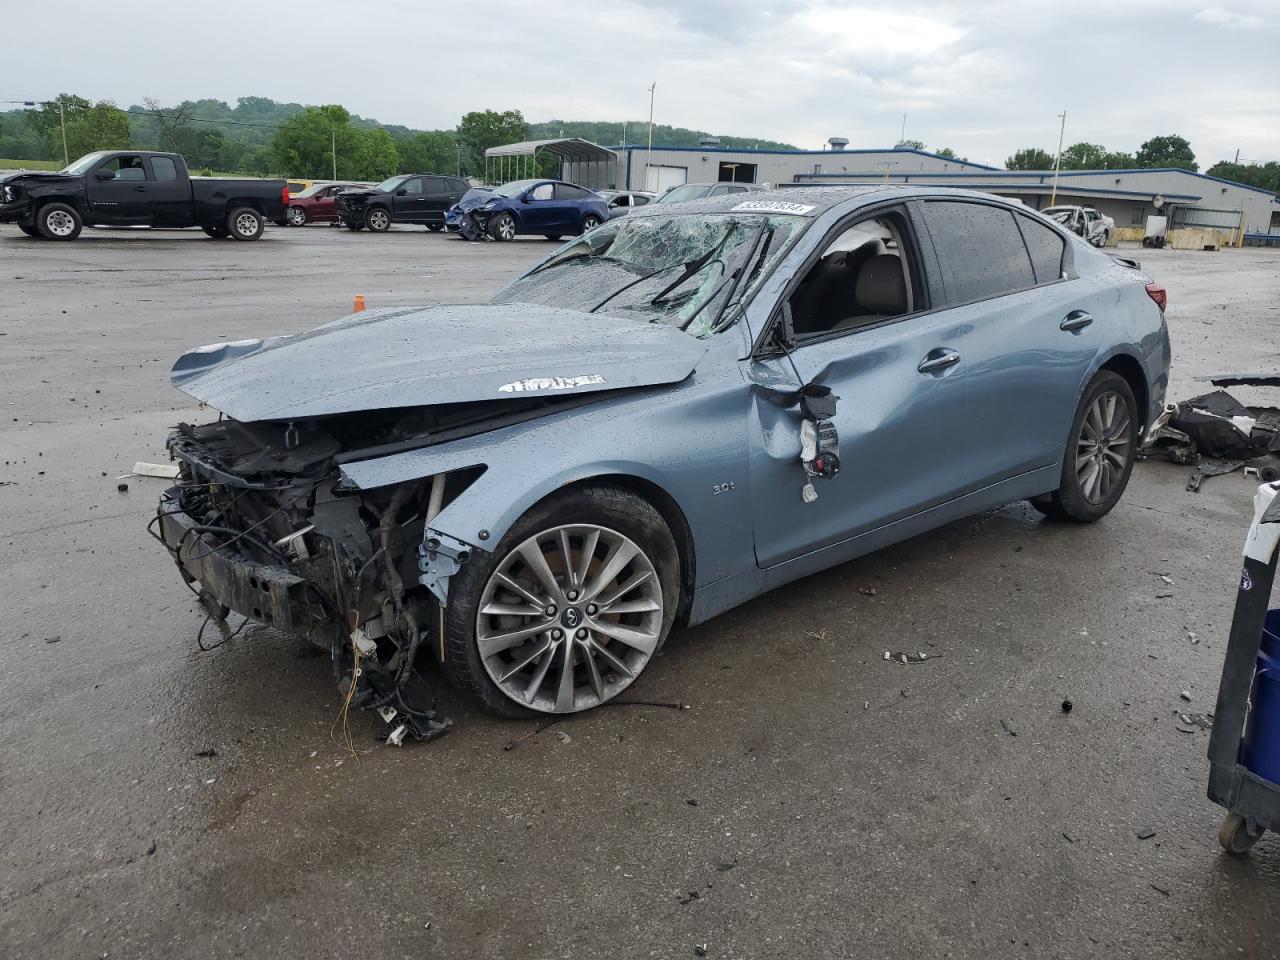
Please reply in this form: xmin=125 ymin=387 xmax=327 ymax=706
xmin=648 ymin=227 xmax=738 ymax=306
xmin=527 ymin=252 xmax=631 ymax=278
xmin=586 ymin=260 xmax=688 ymax=314
xmin=685 ymin=224 xmax=771 ymax=333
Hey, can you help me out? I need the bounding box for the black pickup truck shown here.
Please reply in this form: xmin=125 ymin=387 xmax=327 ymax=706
xmin=0 ymin=150 xmax=289 ymax=241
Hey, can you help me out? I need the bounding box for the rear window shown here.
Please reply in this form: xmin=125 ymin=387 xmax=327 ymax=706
xmin=150 ymin=156 xmax=178 ymax=182
xmin=448 ymin=178 xmax=469 ymax=192
xmin=922 ymin=201 xmax=1036 ymax=305
xmin=556 ymin=184 xmax=590 ymax=200
xmin=1016 ymin=215 xmax=1066 ymax=284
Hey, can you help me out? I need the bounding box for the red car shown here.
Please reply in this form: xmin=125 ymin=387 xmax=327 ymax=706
xmin=286 ymin=182 xmax=366 ymax=226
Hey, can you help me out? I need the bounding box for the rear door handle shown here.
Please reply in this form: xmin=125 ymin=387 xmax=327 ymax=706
xmin=1060 ymin=310 xmax=1093 ymax=332
xmin=134 ymin=185 xmax=148 ymax=192
xmin=918 ymin=350 xmax=961 ymax=374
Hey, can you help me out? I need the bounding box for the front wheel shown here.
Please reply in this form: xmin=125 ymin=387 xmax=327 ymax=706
xmin=441 ymin=485 xmax=680 ymax=717
xmin=365 ymin=207 xmax=391 ymax=232
xmin=1091 ymin=230 xmax=1109 ymax=248
xmin=227 ymin=207 xmax=264 ymax=241
xmin=580 ymin=215 xmax=602 ymax=234
xmin=287 ymin=206 xmax=308 ymax=226
xmin=36 ymin=202 xmax=82 ymax=241
xmin=1032 ymin=370 xmax=1138 ymax=523
xmin=488 ymin=212 xmax=516 ymax=242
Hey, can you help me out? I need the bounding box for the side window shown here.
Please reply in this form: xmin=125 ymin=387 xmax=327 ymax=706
xmin=448 ymin=178 xmax=469 ymax=193
xmin=424 ymin=177 xmax=448 ymax=196
xmin=529 ymin=183 xmax=554 ymax=201
xmin=709 ymin=185 xmax=731 ymax=196
xmin=610 ymin=195 xmax=630 ymax=208
xmin=788 ymin=213 xmax=916 ymax=338
xmin=1015 ymin=215 xmax=1066 ymax=285
xmin=632 ymin=194 xmax=651 ymax=206
xmin=555 ymin=184 xmax=587 ymax=200
xmin=99 ymin=155 xmax=148 ymax=181
xmin=922 ymin=201 xmax=1036 ymax=305
xmin=401 ymin=178 xmax=423 ymax=196
xmin=150 ymin=156 xmax=178 ymax=182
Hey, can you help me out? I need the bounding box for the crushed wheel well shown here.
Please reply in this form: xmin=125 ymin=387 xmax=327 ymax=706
xmin=1100 ymin=354 xmax=1149 ymax=429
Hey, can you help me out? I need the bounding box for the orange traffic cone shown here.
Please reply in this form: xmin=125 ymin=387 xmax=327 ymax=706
xmin=353 ymin=294 xmax=366 ymax=313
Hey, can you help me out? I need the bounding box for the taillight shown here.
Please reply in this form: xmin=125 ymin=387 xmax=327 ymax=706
xmin=281 ymin=185 xmax=291 ymax=206
xmin=1145 ymin=282 xmax=1167 ymax=312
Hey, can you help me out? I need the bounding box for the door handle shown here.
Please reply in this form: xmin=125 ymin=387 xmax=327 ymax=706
xmin=918 ymin=350 xmax=961 ymax=374
xmin=1060 ymin=310 xmax=1093 ymax=332
xmin=134 ymin=185 xmax=148 ymax=192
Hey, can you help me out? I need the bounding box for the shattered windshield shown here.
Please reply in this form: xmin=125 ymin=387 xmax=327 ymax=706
xmin=493 ymin=213 xmax=806 ymax=337
xmin=62 ymin=152 xmax=111 ymax=175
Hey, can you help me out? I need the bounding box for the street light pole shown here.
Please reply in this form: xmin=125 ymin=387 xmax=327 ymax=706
xmin=331 ymin=123 xmax=337 ymax=180
xmin=645 ymin=82 xmax=656 ymax=192
xmin=1050 ymin=109 xmax=1066 ymax=206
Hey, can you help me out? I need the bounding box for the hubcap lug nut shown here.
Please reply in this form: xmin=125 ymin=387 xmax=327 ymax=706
xmin=545 ymin=605 xmax=556 ymax=616
xmin=567 ymin=590 xmax=578 ymax=601
xmin=586 ymin=604 xmax=597 ymax=615
xmin=552 ymin=628 xmax=563 ymax=640
xmin=576 ymin=628 xmax=587 ymax=640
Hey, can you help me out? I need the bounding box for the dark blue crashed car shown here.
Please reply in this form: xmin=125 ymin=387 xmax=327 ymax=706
xmin=455 ymin=179 xmax=609 ymax=241
xmin=445 ymin=186 xmax=495 ymax=240
xmin=156 ymin=186 xmax=1170 ymax=724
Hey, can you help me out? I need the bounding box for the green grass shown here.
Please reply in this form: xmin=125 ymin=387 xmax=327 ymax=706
xmin=0 ymin=157 xmax=61 ymax=171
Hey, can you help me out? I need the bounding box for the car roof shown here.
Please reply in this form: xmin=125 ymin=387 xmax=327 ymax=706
xmin=628 ymin=184 xmax=1047 ymax=220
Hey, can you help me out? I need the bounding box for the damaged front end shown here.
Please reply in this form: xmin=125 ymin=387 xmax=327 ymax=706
xmin=153 ymin=408 xmax=499 ymax=740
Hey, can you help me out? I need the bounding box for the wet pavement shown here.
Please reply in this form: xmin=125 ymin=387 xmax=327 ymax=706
xmin=1 ymin=225 xmax=1279 ymax=959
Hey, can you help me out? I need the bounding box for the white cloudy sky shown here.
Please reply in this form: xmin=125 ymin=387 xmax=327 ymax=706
xmin=5 ymin=0 xmax=1277 ymax=167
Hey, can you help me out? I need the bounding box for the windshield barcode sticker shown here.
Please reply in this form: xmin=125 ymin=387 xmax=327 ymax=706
xmin=498 ymin=374 xmax=606 ymax=393
xmin=730 ymin=200 xmax=816 ymax=215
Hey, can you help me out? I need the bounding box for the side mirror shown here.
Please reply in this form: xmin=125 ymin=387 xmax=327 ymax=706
xmin=395 ymin=188 xmax=407 ymax=196
xmin=521 ymin=193 xmax=533 ymax=202
xmin=94 ymin=169 xmax=115 ymax=181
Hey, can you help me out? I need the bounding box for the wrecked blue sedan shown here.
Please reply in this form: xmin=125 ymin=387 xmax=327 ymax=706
xmin=155 ymin=186 xmax=1170 ymax=720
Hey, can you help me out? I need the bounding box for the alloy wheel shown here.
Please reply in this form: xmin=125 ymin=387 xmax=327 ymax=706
xmin=368 ymin=209 xmax=390 ymax=231
xmin=1075 ymin=390 xmax=1131 ymax=504
xmin=476 ymin=524 xmax=664 ymax=713
xmin=495 ymin=215 xmax=516 ymax=241
xmin=288 ymin=207 xmax=307 ymax=226
xmin=45 ymin=210 xmax=76 ymax=237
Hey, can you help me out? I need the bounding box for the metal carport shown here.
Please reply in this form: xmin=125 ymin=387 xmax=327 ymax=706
xmin=484 ymin=138 xmax=618 ymax=190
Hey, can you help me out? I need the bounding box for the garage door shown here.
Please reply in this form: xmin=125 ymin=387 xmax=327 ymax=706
xmin=645 ymin=165 xmax=687 ymax=193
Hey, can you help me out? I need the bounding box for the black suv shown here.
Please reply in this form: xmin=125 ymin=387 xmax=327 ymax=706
xmin=336 ymin=174 xmax=469 ymax=232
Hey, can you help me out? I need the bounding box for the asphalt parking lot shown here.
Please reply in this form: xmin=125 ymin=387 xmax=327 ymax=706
xmin=2 ymin=223 xmax=1279 ymax=960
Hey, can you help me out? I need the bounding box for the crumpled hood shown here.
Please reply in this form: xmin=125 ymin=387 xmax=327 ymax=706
xmin=2 ymin=171 xmax=74 ymax=187
xmin=171 ymin=304 xmax=708 ymax=422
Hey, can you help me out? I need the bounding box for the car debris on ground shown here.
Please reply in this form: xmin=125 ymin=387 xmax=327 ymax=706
xmin=1140 ymin=375 xmax=1280 ymax=490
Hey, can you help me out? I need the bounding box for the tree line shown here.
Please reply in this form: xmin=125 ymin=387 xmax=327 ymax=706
xmin=2 ymin=97 xmax=1276 ymax=198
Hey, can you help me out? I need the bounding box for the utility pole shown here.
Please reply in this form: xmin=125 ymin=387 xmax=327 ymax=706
xmin=57 ymin=96 xmax=68 ymax=167
xmin=900 ymin=113 xmax=907 ymax=144
xmin=456 ymin=142 xmax=462 ymax=177
xmin=646 ymin=82 xmax=656 ymax=192
xmin=331 ymin=122 xmax=338 ymax=180
xmin=1050 ymin=110 xmax=1067 ymax=205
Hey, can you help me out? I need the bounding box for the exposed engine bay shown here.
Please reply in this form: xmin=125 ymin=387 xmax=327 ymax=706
xmin=151 ymin=398 xmax=587 ymax=741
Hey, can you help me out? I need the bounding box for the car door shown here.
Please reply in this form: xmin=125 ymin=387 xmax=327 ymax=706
xmin=555 ymin=183 xmax=592 ymax=232
xmin=746 ymin=205 xmax=974 ymax=568
xmin=145 ymin=155 xmax=191 ymax=227
xmin=916 ymin=198 xmax=1101 ymax=488
xmin=312 ymin=186 xmax=338 ymax=222
xmin=422 ymin=176 xmax=452 ymax=225
xmin=86 ymin=154 xmax=154 ymax=225
xmin=520 ymin=182 xmax=557 ymax=233
xmin=392 ymin=177 xmax=427 ymax=222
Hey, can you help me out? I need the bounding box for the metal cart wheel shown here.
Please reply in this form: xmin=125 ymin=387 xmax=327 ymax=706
xmin=1218 ymin=812 xmax=1265 ymax=854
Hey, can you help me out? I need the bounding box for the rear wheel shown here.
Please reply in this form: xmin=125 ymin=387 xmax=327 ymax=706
xmin=488 ymin=212 xmax=516 ymax=242
xmin=580 ymin=215 xmax=602 ymax=234
xmin=227 ymin=207 xmax=264 ymax=241
xmin=1033 ymin=370 xmax=1137 ymax=523
xmin=36 ymin=202 xmax=82 ymax=241
xmin=287 ymin=205 xmax=308 ymax=226
xmin=365 ymin=207 xmax=391 ymax=232
xmin=441 ymin=485 xmax=680 ymax=717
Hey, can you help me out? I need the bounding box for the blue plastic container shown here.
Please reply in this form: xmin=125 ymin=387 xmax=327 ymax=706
xmin=1242 ymin=610 xmax=1280 ymax=785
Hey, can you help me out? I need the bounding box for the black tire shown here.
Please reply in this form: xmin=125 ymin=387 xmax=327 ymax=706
xmin=1219 ymin=813 xmax=1265 ymax=854
xmin=17 ymin=224 xmax=41 ymax=238
xmin=227 ymin=207 xmax=264 ymax=241
xmin=1032 ymin=370 xmax=1138 ymax=523
xmin=287 ymin=205 xmax=308 ymax=226
xmin=365 ymin=206 xmax=391 ymax=232
xmin=579 ymin=215 xmax=602 ymax=235
xmin=36 ymin=202 xmax=82 ymax=241
xmin=440 ymin=485 xmax=681 ymax=718
xmin=202 ymin=225 xmax=229 ymax=239
xmin=544 ymin=234 xmax=564 ymax=241
xmin=488 ymin=212 xmax=516 ymax=242
xmin=426 ymin=223 xmax=443 ymax=232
